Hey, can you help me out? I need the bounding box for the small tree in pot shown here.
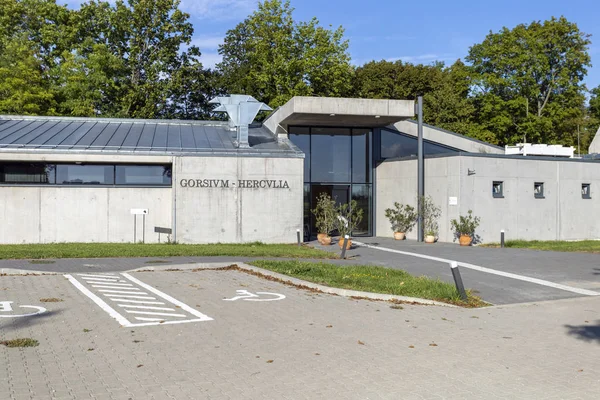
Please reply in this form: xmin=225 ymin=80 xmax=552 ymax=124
xmin=420 ymin=195 xmax=441 ymax=243
xmin=450 ymin=210 xmax=480 ymax=246
xmin=385 ymin=202 xmax=417 ymax=240
xmin=335 ymin=199 xmax=364 ymax=250
xmin=311 ymin=193 xmax=336 ymax=245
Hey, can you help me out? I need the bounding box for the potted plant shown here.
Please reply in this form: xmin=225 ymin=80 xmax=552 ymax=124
xmin=311 ymin=193 xmax=336 ymax=245
xmin=385 ymin=202 xmax=417 ymax=240
xmin=420 ymin=195 xmax=441 ymax=244
xmin=450 ymin=210 xmax=480 ymax=246
xmin=335 ymin=199 xmax=364 ymax=250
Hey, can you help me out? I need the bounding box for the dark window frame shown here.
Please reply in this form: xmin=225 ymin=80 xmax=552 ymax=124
xmin=0 ymin=162 xmax=172 ymax=187
xmin=493 ymin=181 xmax=504 ymax=198
xmin=289 ymin=125 xmax=375 ymax=236
xmin=582 ymin=183 xmax=591 ymax=199
xmin=534 ymin=182 xmax=545 ymax=199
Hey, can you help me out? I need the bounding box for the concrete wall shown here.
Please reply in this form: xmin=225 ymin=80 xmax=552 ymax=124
xmin=264 ymin=96 xmax=415 ymax=136
xmin=0 ymin=152 xmax=302 ymax=244
xmin=174 ymin=156 xmax=303 ymax=244
xmin=590 ymin=126 xmax=600 ymax=154
xmin=376 ymin=155 xmax=600 ymax=243
xmin=375 ymin=157 xmax=460 ymax=241
xmin=0 ymin=187 xmax=171 ymax=244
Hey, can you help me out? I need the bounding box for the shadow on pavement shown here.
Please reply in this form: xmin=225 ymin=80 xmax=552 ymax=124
xmin=1 ymin=309 xmax=62 ymax=333
xmin=565 ymin=320 xmax=600 ymax=344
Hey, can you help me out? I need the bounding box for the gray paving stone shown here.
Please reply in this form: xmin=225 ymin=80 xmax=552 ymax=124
xmin=1 ymin=269 xmax=599 ymax=399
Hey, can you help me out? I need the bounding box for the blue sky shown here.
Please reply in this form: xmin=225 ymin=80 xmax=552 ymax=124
xmin=66 ymin=0 xmax=600 ymax=91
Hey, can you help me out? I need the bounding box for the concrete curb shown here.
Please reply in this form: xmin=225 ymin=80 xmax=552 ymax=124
xmin=128 ymin=262 xmax=456 ymax=307
xmin=0 ymin=268 xmax=59 ymax=275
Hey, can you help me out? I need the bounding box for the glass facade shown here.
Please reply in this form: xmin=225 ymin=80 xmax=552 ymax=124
xmin=380 ymin=128 xmax=458 ymax=159
xmin=290 ymin=127 xmax=373 ymax=237
xmin=0 ymin=163 xmax=172 ymax=186
xmin=116 ymin=165 xmax=172 ymax=185
xmin=310 ymin=128 xmax=352 ymax=183
xmin=57 ymin=165 xmax=114 ymax=185
xmin=0 ymin=163 xmax=56 ymax=184
xmin=290 ymin=125 xmax=458 ymax=237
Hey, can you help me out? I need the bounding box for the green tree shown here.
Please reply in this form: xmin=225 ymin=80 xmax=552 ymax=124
xmin=467 ymin=16 xmax=591 ymax=146
xmin=353 ymin=59 xmax=493 ymax=142
xmin=353 ymin=60 xmax=445 ymax=100
xmin=55 ymin=41 xmax=125 ymax=116
xmin=217 ymin=0 xmax=353 ymax=108
xmin=0 ymin=35 xmax=55 ymax=114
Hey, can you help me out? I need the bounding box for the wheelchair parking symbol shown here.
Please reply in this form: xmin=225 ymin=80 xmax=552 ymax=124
xmin=0 ymin=301 xmax=47 ymax=318
xmin=223 ymin=290 xmax=286 ymax=302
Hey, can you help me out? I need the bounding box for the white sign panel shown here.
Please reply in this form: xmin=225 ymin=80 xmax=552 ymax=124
xmin=448 ymin=197 xmax=458 ymax=206
xmin=130 ymin=209 xmax=148 ymax=215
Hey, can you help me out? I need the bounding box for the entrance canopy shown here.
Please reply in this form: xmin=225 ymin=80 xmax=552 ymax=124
xmin=264 ymin=97 xmax=415 ymax=134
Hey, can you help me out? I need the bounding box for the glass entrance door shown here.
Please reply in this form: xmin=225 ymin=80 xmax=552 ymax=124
xmin=290 ymin=126 xmax=374 ymax=238
xmin=309 ymin=184 xmax=349 ymax=236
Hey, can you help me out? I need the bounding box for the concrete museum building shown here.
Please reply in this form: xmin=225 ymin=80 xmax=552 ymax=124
xmin=0 ymin=95 xmax=599 ymax=245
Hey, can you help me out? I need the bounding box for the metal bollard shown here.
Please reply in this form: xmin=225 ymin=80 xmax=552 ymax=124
xmin=450 ymin=261 xmax=468 ymax=301
xmin=296 ymin=229 xmax=301 ymax=246
xmin=501 ymin=230 xmax=505 ymax=248
xmin=340 ymin=235 xmax=350 ymax=259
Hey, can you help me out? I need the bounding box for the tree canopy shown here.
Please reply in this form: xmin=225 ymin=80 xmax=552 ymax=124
xmin=466 ymin=16 xmax=592 ymax=147
xmin=217 ymin=0 xmax=353 ymax=107
xmin=0 ymin=1 xmax=598 ymax=150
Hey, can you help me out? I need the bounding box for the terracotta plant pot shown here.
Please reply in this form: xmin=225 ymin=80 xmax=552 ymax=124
xmin=393 ymin=232 xmax=406 ymax=240
xmin=338 ymin=237 xmax=352 ymax=250
xmin=424 ymin=235 xmax=436 ymax=244
xmin=459 ymin=234 xmax=472 ymax=246
xmin=317 ymin=233 xmax=327 ymax=244
xmin=321 ymin=236 xmax=332 ymax=245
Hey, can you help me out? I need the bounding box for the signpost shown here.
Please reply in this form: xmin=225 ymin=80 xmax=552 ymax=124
xmin=130 ymin=209 xmax=148 ymax=243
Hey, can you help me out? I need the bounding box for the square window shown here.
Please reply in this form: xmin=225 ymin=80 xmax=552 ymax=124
xmin=582 ymin=183 xmax=591 ymax=199
xmin=492 ymin=181 xmax=504 ymax=198
xmin=534 ymin=182 xmax=544 ymax=199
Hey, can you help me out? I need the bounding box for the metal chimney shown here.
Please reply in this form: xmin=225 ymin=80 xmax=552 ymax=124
xmin=209 ymin=95 xmax=272 ymax=148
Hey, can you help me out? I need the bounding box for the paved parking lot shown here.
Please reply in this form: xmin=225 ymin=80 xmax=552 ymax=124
xmin=1 ymin=265 xmax=600 ymax=399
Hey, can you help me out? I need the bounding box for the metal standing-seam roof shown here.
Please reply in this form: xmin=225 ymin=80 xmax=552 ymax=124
xmin=0 ymin=115 xmax=303 ymax=157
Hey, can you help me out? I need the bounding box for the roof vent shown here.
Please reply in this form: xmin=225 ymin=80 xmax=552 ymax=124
xmin=209 ymin=95 xmax=272 ymax=148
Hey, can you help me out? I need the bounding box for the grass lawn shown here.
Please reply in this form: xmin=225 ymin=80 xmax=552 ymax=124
xmin=249 ymin=260 xmax=484 ymax=307
xmin=0 ymin=242 xmax=335 ymax=260
xmin=482 ymin=240 xmax=600 ymax=253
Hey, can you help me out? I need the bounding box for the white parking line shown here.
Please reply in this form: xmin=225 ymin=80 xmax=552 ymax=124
xmin=81 ymin=277 xmax=121 ymax=282
xmin=67 ymin=273 xmax=213 ymax=327
xmin=354 ymin=241 xmax=600 ymax=297
xmin=109 ymin=299 xmax=165 ymax=305
xmin=118 ymin=305 xmax=175 ymax=311
xmin=65 ymin=275 xmax=131 ymax=326
xmin=78 ymin=274 xmax=117 ymax=279
xmin=99 ymin=290 xmax=148 ymax=295
xmin=92 ymin=285 xmax=137 ymax=290
xmin=91 ymin=283 xmax=134 ymax=287
xmin=125 ymin=310 xmax=187 ymax=317
xmin=135 ymin=317 xmax=166 ymax=322
xmin=103 ymin=294 xmax=156 ymax=300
